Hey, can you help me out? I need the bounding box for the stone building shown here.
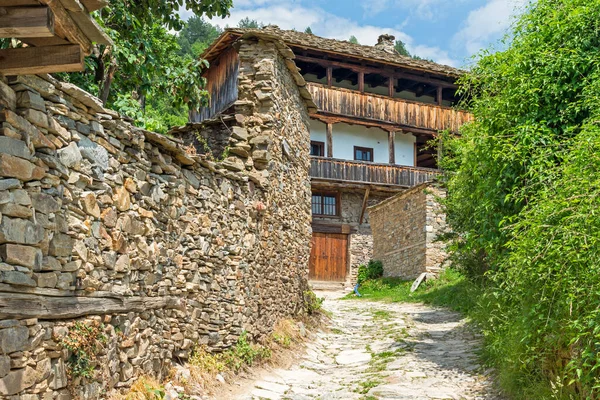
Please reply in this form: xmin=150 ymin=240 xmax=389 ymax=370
xmin=194 ymin=26 xmax=469 ymax=286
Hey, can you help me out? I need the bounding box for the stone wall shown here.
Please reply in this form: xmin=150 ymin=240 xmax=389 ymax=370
xmin=368 ymin=184 xmax=447 ymax=279
xmin=0 ymin=35 xmax=312 ymax=398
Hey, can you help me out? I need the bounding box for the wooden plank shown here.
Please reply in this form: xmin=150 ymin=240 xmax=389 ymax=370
xmin=21 ymin=34 xmax=69 ymax=47
xmin=326 ymin=66 xmax=332 ymax=87
xmin=80 ymin=0 xmax=107 ymax=11
xmin=0 ymin=291 xmax=184 ymax=319
xmin=0 ymin=44 xmax=82 ymax=75
xmin=326 ymin=122 xmax=333 ymax=158
xmin=68 ymin=1 xmax=112 ymax=45
xmin=59 ymin=0 xmax=82 ymax=11
xmin=359 ymin=187 xmax=370 ymax=225
xmin=437 ymin=86 xmax=443 ymax=106
xmin=358 ymin=71 xmax=364 ymax=92
xmin=0 ymin=6 xmax=54 ymax=38
xmin=38 ymin=0 xmax=92 ymax=54
xmin=0 ymin=0 xmax=39 ymax=5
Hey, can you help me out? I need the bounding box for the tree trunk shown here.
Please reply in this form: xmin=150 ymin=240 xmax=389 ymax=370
xmin=99 ymin=59 xmax=117 ymax=105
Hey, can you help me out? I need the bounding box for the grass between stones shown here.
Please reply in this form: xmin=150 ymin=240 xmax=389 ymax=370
xmin=346 ymin=268 xmax=482 ymax=316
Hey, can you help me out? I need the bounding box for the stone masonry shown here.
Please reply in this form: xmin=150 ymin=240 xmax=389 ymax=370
xmin=368 ymin=183 xmax=448 ymax=279
xmin=0 ymin=34 xmax=313 ymax=398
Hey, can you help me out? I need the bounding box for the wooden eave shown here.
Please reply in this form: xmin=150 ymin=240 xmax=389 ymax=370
xmin=0 ymin=0 xmax=112 ymax=75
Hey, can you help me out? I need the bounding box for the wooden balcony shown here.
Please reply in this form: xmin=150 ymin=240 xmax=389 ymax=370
xmin=310 ymin=157 xmax=441 ymax=188
xmin=306 ymin=83 xmax=471 ymax=133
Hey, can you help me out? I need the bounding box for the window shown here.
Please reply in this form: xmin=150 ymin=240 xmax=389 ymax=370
xmin=310 ymin=141 xmax=325 ymax=156
xmin=312 ymin=192 xmax=339 ymax=216
xmin=354 ymin=146 xmax=374 ymax=162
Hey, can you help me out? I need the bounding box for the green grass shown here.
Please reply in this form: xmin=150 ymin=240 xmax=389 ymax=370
xmin=346 ymin=268 xmax=483 ymax=316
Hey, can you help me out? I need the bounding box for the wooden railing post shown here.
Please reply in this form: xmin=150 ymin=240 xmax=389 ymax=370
xmin=326 ymin=123 xmax=333 ymax=158
xmin=388 ymin=130 xmax=396 ymax=164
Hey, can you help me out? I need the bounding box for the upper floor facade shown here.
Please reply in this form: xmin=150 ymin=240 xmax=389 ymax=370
xmin=194 ymin=27 xmax=471 ymax=188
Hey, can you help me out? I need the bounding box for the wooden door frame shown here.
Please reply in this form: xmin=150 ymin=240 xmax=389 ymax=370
xmin=309 ymin=232 xmax=350 ymax=281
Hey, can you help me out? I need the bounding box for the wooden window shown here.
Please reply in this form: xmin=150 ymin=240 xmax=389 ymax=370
xmin=310 ymin=141 xmax=325 ymax=157
xmin=354 ymin=146 xmax=374 ymax=162
xmin=312 ymin=192 xmax=339 ymax=216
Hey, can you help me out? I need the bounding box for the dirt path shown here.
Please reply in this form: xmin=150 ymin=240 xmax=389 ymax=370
xmin=233 ymin=291 xmax=501 ymax=400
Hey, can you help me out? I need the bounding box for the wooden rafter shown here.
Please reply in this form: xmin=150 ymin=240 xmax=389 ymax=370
xmin=359 ymin=187 xmax=370 ymax=225
xmin=38 ymin=0 xmax=92 ymax=54
xmin=0 ymin=6 xmax=54 ymax=38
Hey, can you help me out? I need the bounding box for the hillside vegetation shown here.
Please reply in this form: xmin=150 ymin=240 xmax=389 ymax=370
xmin=442 ymin=0 xmax=600 ymax=397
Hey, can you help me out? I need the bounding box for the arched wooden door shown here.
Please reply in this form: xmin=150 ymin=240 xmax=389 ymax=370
xmin=309 ymin=233 xmax=348 ymax=281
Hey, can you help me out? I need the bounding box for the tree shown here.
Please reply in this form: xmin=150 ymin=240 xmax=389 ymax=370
xmin=348 ymin=35 xmax=359 ymax=44
xmin=304 ymin=26 xmax=313 ymax=34
xmin=441 ymin=0 xmax=600 ymax=397
xmin=178 ymin=17 xmax=222 ymax=57
xmin=394 ymin=40 xmax=410 ymax=56
xmin=237 ymin=17 xmax=263 ymax=28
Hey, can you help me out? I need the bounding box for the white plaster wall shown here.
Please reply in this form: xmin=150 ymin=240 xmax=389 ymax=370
xmin=309 ymin=120 xmax=416 ymax=166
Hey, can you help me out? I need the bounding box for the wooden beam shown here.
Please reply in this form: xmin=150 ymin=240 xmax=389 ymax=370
xmin=39 ymin=0 xmax=92 ymax=55
xmin=295 ymin=54 xmax=458 ymax=89
xmin=388 ymin=76 xmax=394 ymax=97
xmin=59 ymin=0 xmax=83 ymax=11
xmin=358 ymin=71 xmax=364 ymax=92
xmin=0 ymin=6 xmax=54 ymax=38
xmin=437 ymin=86 xmax=443 ymax=106
xmin=80 ymin=0 xmax=107 ymax=11
xmin=0 ymin=44 xmax=83 ymax=75
xmin=326 ymin=66 xmax=332 ymax=87
xmin=388 ymin=130 xmax=396 ymax=164
xmin=0 ymin=0 xmax=39 ymax=5
xmin=359 ymin=187 xmax=370 ymax=225
xmin=414 ymin=142 xmax=417 ymax=166
xmin=311 ymin=112 xmax=439 ymax=137
xmin=0 ymin=291 xmax=184 ymax=320
xmin=326 ymin=122 xmax=333 ymax=158
xmin=21 ymin=34 xmax=70 ymax=47
xmin=68 ymin=2 xmax=112 ymax=45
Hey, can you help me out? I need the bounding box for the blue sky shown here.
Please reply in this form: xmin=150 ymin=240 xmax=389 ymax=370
xmin=181 ymin=0 xmax=529 ymax=68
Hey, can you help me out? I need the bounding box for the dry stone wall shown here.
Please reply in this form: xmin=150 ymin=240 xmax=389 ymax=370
xmin=369 ymin=184 xmax=447 ymax=279
xmin=0 ymin=36 xmax=312 ymax=398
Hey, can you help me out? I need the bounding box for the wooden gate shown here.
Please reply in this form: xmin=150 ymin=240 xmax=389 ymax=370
xmin=309 ymin=233 xmax=348 ymax=281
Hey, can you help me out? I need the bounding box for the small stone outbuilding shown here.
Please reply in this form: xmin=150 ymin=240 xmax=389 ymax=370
xmin=368 ymin=183 xmax=448 ymax=279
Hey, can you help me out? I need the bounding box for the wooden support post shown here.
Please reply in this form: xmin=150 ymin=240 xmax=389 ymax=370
xmin=0 ymin=6 xmax=54 ymax=38
xmin=437 ymin=86 xmax=443 ymax=106
xmin=359 ymin=187 xmax=370 ymax=225
xmin=414 ymin=142 xmax=418 ymax=167
xmin=326 ymin=122 xmax=333 ymax=158
xmin=326 ymin=66 xmax=332 ymax=87
xmin=388 ymin=76 xmax=394 ymax=97
xmin=388 ymin=130 xmax=396 ymax=164
xmin=358 ymin=71 xmax=364 ymax=92
xmin=39 ymin=0 xmax=92 ymax=55
xmin=0 ymin=44 xmax=83 ymax=75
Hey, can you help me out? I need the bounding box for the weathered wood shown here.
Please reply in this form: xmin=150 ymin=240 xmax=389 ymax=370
xmin=68 ymin=0 xmax=112 ymax=45
xmin=0 ymin=6 xmax=54 ymax=38
xmin=326 ymin=122 xmax=333 ymax=158
xmin=358 ymin=71 xmax=364 ymax=93
xmin=0 ymin=0 xmax=38 ymax=5
xmin=388 ymin=130 xmax=396 ymax=164
xmin=437 ymin=86 xmax=443 ymax=106
xmin=0 ymin=291 xmax=184 ymax=320
xmin=310 ymin=156 xmax=440 ymax=187
xmin=21 ymin=34 xmax=70 ymax=47
xmin=309 ymin=232 xmax=348 ymax=281
xmin=0 ymin=44 xmax=82 ymax=75
xmin=388 ymin=76 xmax=394 ymax=97
xmin=295 ymin=55 xmax=458 ymax=89
xmin=38 ymin=0 xmax=92 ymax=55
xmin=359 ymin=187 xmax=370 ymax=225
xmin=326 ymin=66 xmax=332 ymax=87
xmin=58 ymin=0 xmax=82 ymax=11
xmin=312 ymin=222 xmax=355 ymax=234
xmin=307 ymin=83 xmax=471 ymax=133
xmin=80 ymin=0 xmax=107 ymax=11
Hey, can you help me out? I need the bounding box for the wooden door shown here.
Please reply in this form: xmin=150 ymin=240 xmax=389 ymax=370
xmin=309 ymin=233 xmax=348 ymax=281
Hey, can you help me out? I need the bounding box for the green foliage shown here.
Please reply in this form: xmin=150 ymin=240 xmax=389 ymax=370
xmin=348 ymin=35 xmax=360 ymax=44
xmin=237 ymin=17 xmax=263 ymax=29
xmin=357 ymin=260 xmax=384 ymax=284
xmin=394 ymin=40 xmax=410 ymax=56
xmin=304 ymin=26 xmax=314 ymax=34
xmin=303 ymin=290 xmax=324 ymax=315
xmin=441 ymin=0 xmax=600 ymax=397
xmin=177 ymin=17 xmax=222 ymax=57
xmin=59 ymin=322 xmax=106 ymax=379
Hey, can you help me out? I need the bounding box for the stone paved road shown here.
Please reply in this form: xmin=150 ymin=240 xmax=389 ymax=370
xmin=235 ymin=291 xmax=501 ymax=400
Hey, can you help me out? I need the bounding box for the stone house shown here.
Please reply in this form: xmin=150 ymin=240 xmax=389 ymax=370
xmin=192 ymin=26 xmax=469 ymax=286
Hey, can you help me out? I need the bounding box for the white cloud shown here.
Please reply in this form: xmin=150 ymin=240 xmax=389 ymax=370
xmin=454 ymin=0 xmax=529 ymax=56
xmin=197 ymin=1 xmax=460 ymax=67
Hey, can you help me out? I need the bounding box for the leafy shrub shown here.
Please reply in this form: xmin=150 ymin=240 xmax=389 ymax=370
xmin=303 ymin=290 xmax=324 ymax=315
xmin=59 ymin=321 xmax=106 ymax=379
xmin=357 ymin=260 xmax=384 ymax=284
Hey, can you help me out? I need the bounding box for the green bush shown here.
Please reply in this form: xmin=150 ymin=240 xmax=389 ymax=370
xmin=303 ymin=290 xmax=324 ymax=315
xmin=357 ymin=260 xmax=384 ymax=284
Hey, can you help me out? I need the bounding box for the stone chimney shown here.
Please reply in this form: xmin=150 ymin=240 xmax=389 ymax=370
xmin=375 ymin=34 xmax=397 ymax=54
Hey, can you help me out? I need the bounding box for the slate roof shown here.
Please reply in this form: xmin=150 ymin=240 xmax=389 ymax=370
xmin=203 ymin=26 xmax=462 ymax=78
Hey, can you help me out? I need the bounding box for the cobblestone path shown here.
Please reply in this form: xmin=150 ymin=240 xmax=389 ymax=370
xmin=236 ymin=292 xmax=501 ymax=400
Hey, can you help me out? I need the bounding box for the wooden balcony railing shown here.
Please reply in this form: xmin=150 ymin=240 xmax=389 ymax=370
xmin=310 ymin=157 xmax=441 ymax=187
xmin=306 ymin=83 xmax=471 ymax=133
